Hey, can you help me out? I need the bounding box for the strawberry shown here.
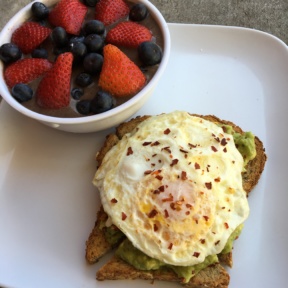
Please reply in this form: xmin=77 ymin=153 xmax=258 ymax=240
xmin=48 ymin=0 xmax=88 ymax=35
xmin=99 ymin=44 xmax=146 ymax=97
xmin=4 ymin=58 xmax=52 ymax=88
xmin=11 ymin=22 xmax=51 ymax=54
xmin=36 ymin=52 xmax=73 ymax=109
xmin=95 ymin=0 xmax=130 ymax=26
xmin=106 ymin=21 xmax=153 ymax=48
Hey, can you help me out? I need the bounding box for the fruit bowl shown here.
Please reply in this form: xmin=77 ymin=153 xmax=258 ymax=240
xmin=0 ymin=0 xmax=170 ymax=133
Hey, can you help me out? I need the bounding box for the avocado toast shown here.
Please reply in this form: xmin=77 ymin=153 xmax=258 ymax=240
xmin=85 ymin=112 xmax=267 ymax=288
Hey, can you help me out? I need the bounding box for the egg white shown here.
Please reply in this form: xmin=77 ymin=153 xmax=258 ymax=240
xmin=94 ymin=111 xmax=249 ymax=266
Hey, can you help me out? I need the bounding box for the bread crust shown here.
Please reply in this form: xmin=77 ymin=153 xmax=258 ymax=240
xmin=86 ymin=113 xmax=267 ymax=287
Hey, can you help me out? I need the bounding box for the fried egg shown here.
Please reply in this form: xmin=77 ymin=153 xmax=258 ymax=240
xmin=93 ymin=111 xmax=249 ymax=266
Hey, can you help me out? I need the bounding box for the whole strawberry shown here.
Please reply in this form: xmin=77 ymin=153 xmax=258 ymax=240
xmin=99 ymin=44 xmax=146 ymax=97
xmin=48 ymin=0 xmax=88 ymax=35
xmin=4 ymin=58 xmax=52 ymax=88
xmin=106 ymin=21 xmax=153 ymax=48
xmin=11 ymin=22 xmax=51 ymax=54
xmin=36 ymin=52 xmax=73 ymax=109
xmin=95 ymin=0 xmax=130 ymax=26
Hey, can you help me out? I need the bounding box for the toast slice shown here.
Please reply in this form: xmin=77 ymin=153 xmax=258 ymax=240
xmin=97 ymin=255 xmax=230 ymax=288
xmin=86 ymin=113 xmax=267 ymax=287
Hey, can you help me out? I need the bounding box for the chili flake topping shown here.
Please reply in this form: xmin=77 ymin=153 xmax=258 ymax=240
xmin=164 ymin=128 xmax=171 ymax=135
xmin=126 ymin=147 xmax=133 ymax=156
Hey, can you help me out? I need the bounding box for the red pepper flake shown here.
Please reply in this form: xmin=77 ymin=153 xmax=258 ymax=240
xmin=152 ymin=154 xmax=157 ymax=157
xmin=170 ymin=159 xmax=179 ymax=166
xmin=162 ymin=146 xmax=171 ymax=154
xmin=194 ymin=162 xmax=200 ymax=169
xmin=193 ymin=252 xmax=200 ymax=258
xmin=180 ymin=149 xmax=188 ymax=154
xmin=164 ymin=128 xmax=171 ymax=135
xmin=152 ymin=169 xmax=162 ymax=175
xmin=224 ymin=222 xmax=229 ymax=229
xmin=185 ymin=211 xmax=190 ymax=215
xmin=151 ymin=141 xmax=160 ymax=146
xmin=162 ymin=194 xmax=174 ymax=202
xmin=110 ymin=198 xmax=118 ymax=204
xmin=143 ymin=141 xmax=152 ymax=146
xmin=181 ymin=171 xmax=187 ymax=180
xmin=223 ymin=147 xmax=227 ymax=153
xmin=221 ymin=138 xmax=228 ymax=146
xmin=151 ymin=163 xmax=156 ymax=167
xmin=211 ymin=146 xmax=218 ymax=152
xmin=188 ymin=143 xmax=197 ymax=149
xmin=144 ymin=170 xmax=153 ymax=175
xmin=205 ymin=182 xmax=212 ymax=190
xmin=153 ymin=224 xmax=159 ymax=232
xmin=214 ymin=177 xmax=221 ymax=182
xmin=164 ymin=209 xmax=169 ymax=218
xmin=222 ymin=126 xmax=228 ymax=133
xmin=148 ymin=209 xmax=158 ymax=218
xmin=186 ymin=203 xmax=192 ymax=209
xmin=203 ymin=215 xmax=209 ymax=221
xmin=122 ymin=212 xmax=127 ymax=221
xmin=153 ymin=189 xmax=160 ymax=194
xmin=159 ymin=185 xmax=165 ymax=192
xmin=200 ymin=239 xmax=206 ymax=244
xmin=155 ymin=175 xmax=163 ymax=181
xmin=127 ymin=147 xmax=133 ymax=156
xmin=168 ymin=243 xmax=173 ymax=250
xmin=215 ymin=240 xmax=220 ymax=246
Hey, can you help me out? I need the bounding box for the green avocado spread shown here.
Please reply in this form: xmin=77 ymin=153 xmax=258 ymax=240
xmin=102 ymin=223 xmax=243 ymax=283
xmin=115 ymin=238 xmax=218 ymax=283
xmin=220 ymin=124 xmax=256 ymax=168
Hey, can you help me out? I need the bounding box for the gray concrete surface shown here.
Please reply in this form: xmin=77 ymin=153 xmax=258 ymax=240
xmin=0 ymin=0 xmax=287 ymax=44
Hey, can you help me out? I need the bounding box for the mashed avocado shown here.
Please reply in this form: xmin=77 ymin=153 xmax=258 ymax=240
xmin=220 ymin=224 xmax=243 ymax=254
xmin=100 ymin=221 xmax=125 ymax=246
xmin=116 ymin=239 xmax=218 ymax=283
xmin=220 ymin=124 xmax=256 ymax=168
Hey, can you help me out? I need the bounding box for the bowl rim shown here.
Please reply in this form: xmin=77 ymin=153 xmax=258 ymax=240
xmin=0 ymin=0 xmax=171 ymax=125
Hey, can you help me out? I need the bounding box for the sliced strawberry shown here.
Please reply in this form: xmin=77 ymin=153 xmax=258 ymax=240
xmin=36 ymin=52 xmax=73 ymax=109
xmin=106 ymin=21 xmax=153 ymax=48
xmin=4 ymin=58 xmax=52 ymax=88
xmin=99 ymin=44 xmax=146 ymax=97
xmin=95 ymin=0 xmax=130 ymax=26
xmin=48 ymin=0 xmax=88 ymax=35
xmin=11 ymin=22 xmax=51 ymax=54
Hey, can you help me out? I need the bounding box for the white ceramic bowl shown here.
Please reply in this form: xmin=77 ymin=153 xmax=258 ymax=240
xmin=0 ymin=0 xmax=170 ymax=133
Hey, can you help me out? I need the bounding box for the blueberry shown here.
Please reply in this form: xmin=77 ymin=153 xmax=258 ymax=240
xmin=51 ymin=27 xmax=69 ymax=48
xmin=138 ymin=41 xmax=162 ymax=66
xmin=90 ymin=90 xmax=115 ymax=114
xmin=75 ymin=72 xmax=93 ymax=87
xmin=84 ymin=34 xmax=104 ymax=53
xmin=129 ymin=3 xmax=148 ymax=21
xmin=76 ymin=100 xmax=91 ymax=115
xmin=83 ymin=53 xmax=103 ymax=74
xmin=82 ymin=0 xmax=99 ymax=7
xmin=83 ymin=20 xmax=105 ymax=35
xmin=0 ymin=43 xmax=22 ymax=64
xmin=69 ymin=36 xmax=85 ymax=45
xmin=71 ymin=88 xmax=84 ymax=100
xmin=11 ymin=83 xmax=33 ymax=103
xmin=31 ymin=2 xmax=49 ymax=20
xmin=70 ymin=42 xmax=87 ymax=62
xmin=31 ymin=48 xmax=48 ymax=59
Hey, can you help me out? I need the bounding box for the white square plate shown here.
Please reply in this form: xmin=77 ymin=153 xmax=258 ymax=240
xmin=0 ymin=24 xmax=287 ymax=288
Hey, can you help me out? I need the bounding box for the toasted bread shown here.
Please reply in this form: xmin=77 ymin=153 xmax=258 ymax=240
xmin=86 ymin=113 xmax=267 ymax=287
